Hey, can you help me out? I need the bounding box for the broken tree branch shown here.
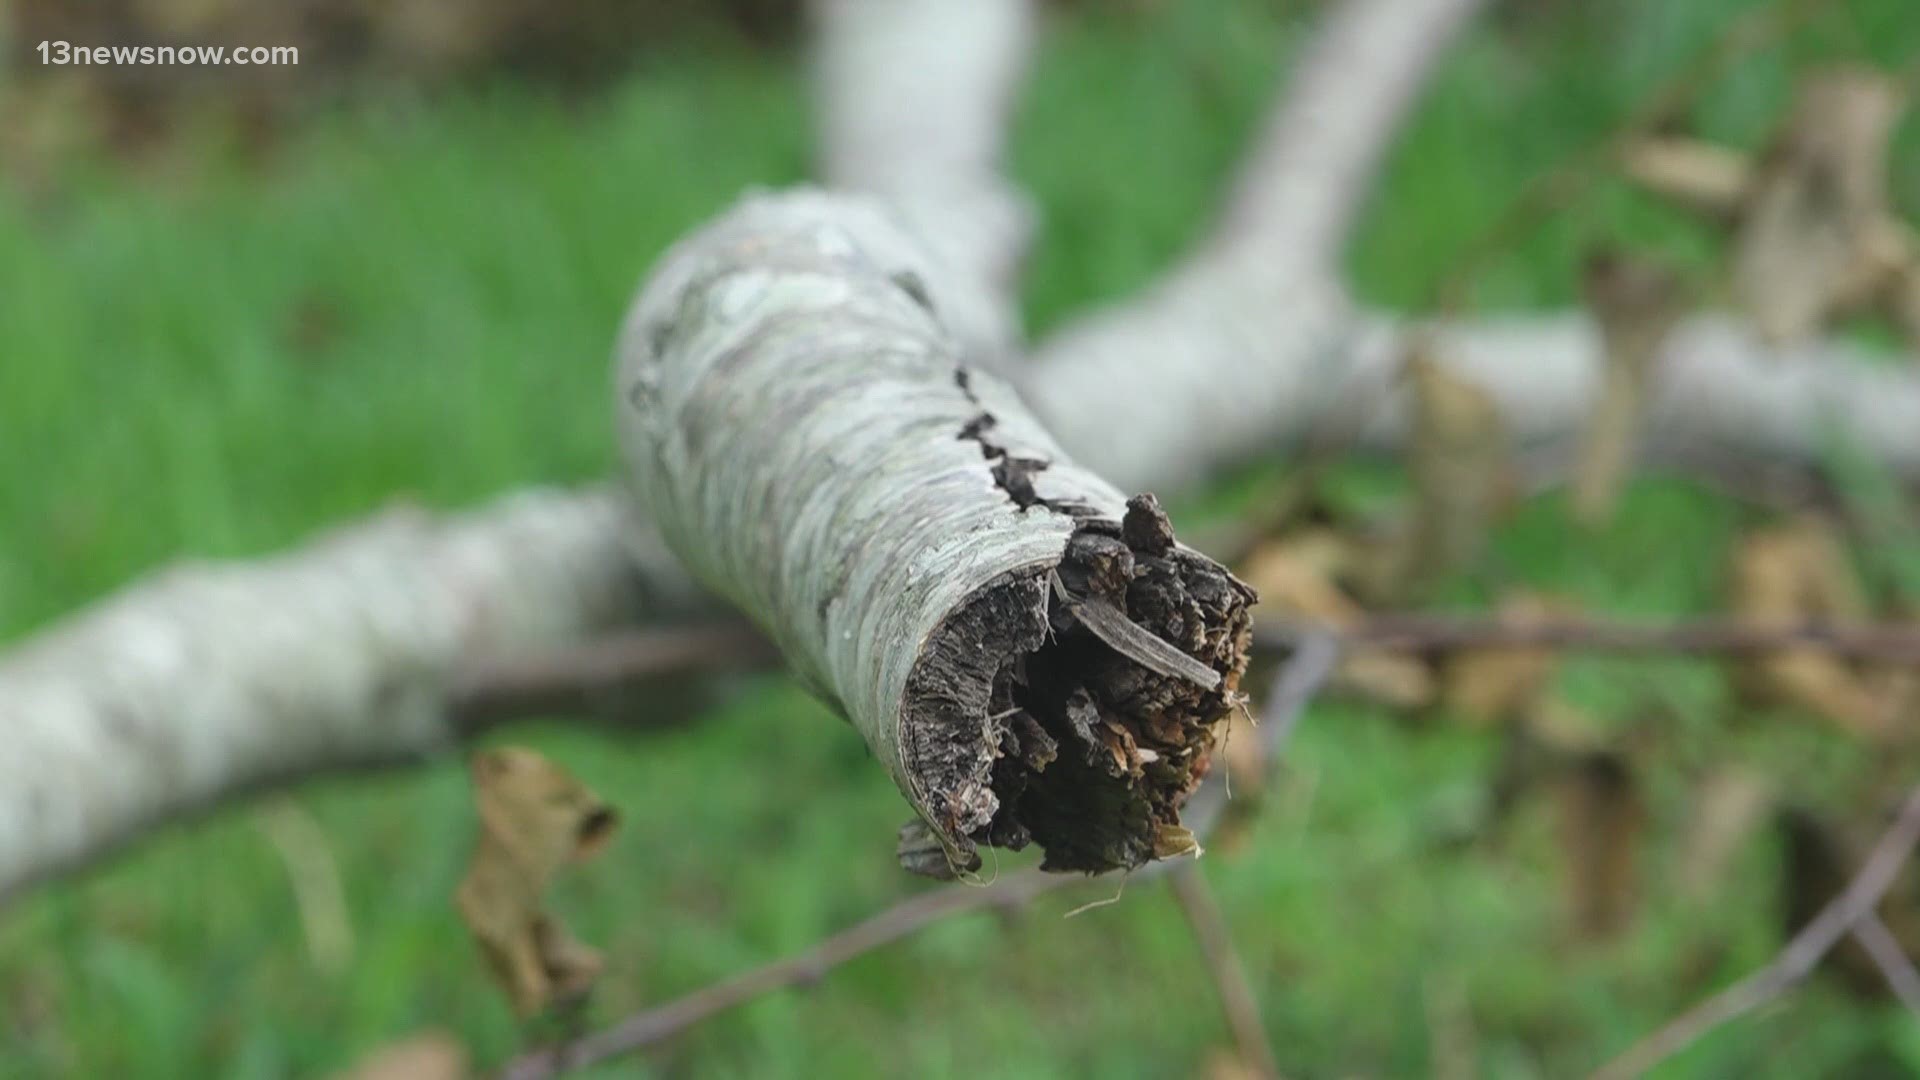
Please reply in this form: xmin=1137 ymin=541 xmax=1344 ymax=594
xmin=615 ymin=189 xmax=1254 ymax=877
xmin=1591 ymin=786 xmax=1920 ymax=1080
xmin=495 ymin=634 xmax=1342 ymax=1080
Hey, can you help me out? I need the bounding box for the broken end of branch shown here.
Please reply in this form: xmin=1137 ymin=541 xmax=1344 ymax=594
xmin=901 ymin=496 xmax=1257 ymax=878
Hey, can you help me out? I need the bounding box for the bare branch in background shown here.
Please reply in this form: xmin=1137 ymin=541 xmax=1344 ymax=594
xmin=1333 ymin=312 xmax=1920 ymax=486
xmin=1168 ymin=865 xmax=1284 ymax=1080
xmin=496 ymin=635 xmax=1342 ymax=1080
xmin=1259 ymin=613 xmax=1920 ymax=664
xmin=447 ymin=622 xmax=776 ymax=729
xmin=811 ymin=0 xmax=1036 ymax=363
xmin=0 ymin=488 xmax=697 ymax=904
xmin=1591 ymin=786 xmax=1920 ymax=1080
xmin=1851 ymin=914 xmax=1920 ymax=1017
xmin=1026 ymin=0 xmax=1487 ymax=494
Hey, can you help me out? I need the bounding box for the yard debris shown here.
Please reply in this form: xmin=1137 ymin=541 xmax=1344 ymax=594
xmin=1572 ymin=249 xmax=1686 ymax=526
xmin=1621 ymin=66 xmax=1918 ymax=349
xmin=1441 ymin=592 xmax=1570 ymax=727
xmin=1238 ymin=528 xmax=1435 ymax=708
xmin=1392 ymin=342 xmax=1513 ymax=598
xmin=1729 ymin=518 xmax=1909 ymax=739
xmin=1675 ymin=768 xmax=1774 ymax=904
xmin=329 ymin=1030 xmax=468 ymax=1080
xmin=455 ymin=747 xmax=618 ymax=1016
xmin=1555 ymin=749 xmax=1646 ymax=940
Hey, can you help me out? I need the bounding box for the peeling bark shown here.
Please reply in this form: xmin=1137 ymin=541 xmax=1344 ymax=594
xmin=615 ymin=191 xmax=1253 ymax=875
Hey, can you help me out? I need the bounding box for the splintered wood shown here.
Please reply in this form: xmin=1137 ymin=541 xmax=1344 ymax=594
xmin=617 ymin=191 xmax=1253 ymax=879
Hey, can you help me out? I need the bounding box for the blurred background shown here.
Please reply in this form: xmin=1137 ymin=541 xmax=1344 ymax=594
xmin=5 ymin=0 xmax=1920 ymax=1076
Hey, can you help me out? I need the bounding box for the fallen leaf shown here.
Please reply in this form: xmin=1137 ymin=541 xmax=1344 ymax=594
xmin=1733 ymin=67 xmax=1907 ymax=345
xmin=1730 ymin=517 xmax=1896 ymax=738
xmin=1393 ymin=341 xmax=1512 ymax=598
xmin=1571 ymin=249 xmax=1686 ymax=525
xmin=1554 ymin=749 xmax=1645 ymax=940
xmin=329 ymin=1030 xmax=468 ymax=1080
xmin=1442 ymin=592 xmax=1571 ymax=727
xmin=1675 ymin=768 xmax=1773 ymax=905
xmin=455 ymin=747 xmax=618 ymax=1016
xmin=1237 ymin=529 xmax=1435 ymax=708
xmin=1619 ymin=135 xmax=1752 ymax=219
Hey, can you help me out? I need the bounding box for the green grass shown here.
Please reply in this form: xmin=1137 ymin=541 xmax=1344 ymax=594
xmin=6 ymin=0 xmax=1920 ymax=1076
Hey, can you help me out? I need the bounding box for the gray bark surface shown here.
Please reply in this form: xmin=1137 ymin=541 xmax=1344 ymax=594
xmin=615 ymin=191 xmax=1252 ymax=875
xmin=0 ymin=488 xmax=700 ymax=902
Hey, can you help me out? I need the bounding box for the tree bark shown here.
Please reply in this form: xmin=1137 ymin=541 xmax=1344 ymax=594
xmin=615 ymin=190 xmax=1253 ymax=876
xmin=1027 ymin=0 xmax=1487 ymax=492
xmin=0 ymin=488 xmax=696 ymax=903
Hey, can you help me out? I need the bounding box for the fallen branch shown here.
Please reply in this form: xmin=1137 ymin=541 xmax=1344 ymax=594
xmin=1591 ymin=785 xmax=1920 ymax=1080
xmin=0 ymin=488 xmax=699 ymax=904
xmin=615 ymin=190 xmax=1254 ymax=877
xmin=496 ymin=634 xmax=1342 ymax=1080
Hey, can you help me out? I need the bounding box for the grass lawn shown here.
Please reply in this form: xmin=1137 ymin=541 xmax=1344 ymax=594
xmin=4 ymin=0 xmax=1919 ymax=1075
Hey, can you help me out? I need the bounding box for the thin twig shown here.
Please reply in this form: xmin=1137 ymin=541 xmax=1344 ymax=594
xmin=440 ymin=614 xmax=1920 ymax=739
xmin=495 ymin=636 xmax=1343 ymax=1079
xmin=1591 ymin=785 xmax=1920 ymax=1080
xmin=1169 ymin=865 xmax=1284 ymax=1080
xmin=448 ymin=622 xmax=777 ymax=731
xmin=1258 ymin=616 xmax=1920 ymax=665
xmin=1851 ymin=914 xmax=1920 ymax=1017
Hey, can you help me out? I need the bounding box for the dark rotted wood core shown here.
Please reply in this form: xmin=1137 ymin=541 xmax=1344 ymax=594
xmin=901 ymin=495 xmax=1256 ymax=877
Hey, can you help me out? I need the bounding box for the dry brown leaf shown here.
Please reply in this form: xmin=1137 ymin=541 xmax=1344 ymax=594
xmin=1237 ymin=530 xmax=1435 ymax=708
xmin=1619 ymin=136 xmax=1753 ymax=219
xmin=328 ymin=1030 xmax=468 ymax=1080
xmin=1198 ymin=1047 xmax=1266 ymax=1080
xmin=1675 ymin=768 xmax=1773 ymax=904
xmin=1571 ymin=250 xmax=1686 ymax=526
xmin=455 ymin=747 xmax=618 ymax=1016
xmin=1442 ymin=592 xmax=1572 ymax=727
xmin=1394 ymin=342 xmax=1512 ymax=599
xmin=1734 ymin=67 xmax=1908 ymax=345
xmin=1730 ymin=518 xmax=1895 ymax=738
xmin=1554 ymin=749 xmax=1646 ymax=940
